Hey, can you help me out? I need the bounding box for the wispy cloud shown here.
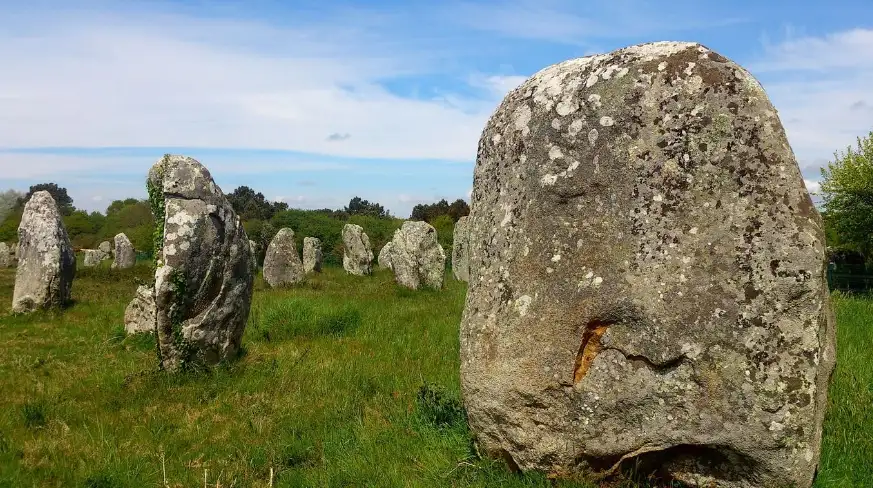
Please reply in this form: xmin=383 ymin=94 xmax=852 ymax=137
xmin=0 ymin=4 xmax=501 ymax=162
xmin=748 ymin=28 xmax=873 ymax=170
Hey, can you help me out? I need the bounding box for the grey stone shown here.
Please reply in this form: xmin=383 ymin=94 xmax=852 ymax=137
xmin=124 ymin=285 xmax=156 ymax=335
xmin=388 ymin=220 xmax=446 ymax=290
xmin=0 ymin=242 xmax=12 ymax=268
xmin=263 ymin=228 xmax=305 ymax=287
xmin=12 ymin=191 xmax=76 ymax=313
xmin=112 ymin=233 xmax=136 ymax=269
xmin=148 ymin=154 xmax=254 ymax=372
xmin=303 ymin=237 xmax=323 ymax=274
xmin=342 ymin=223 xmax=373 ymax=276
xmin=248 ymin=239 xmax=259 ymax=271
xmin=452 ymin=216 xmax=470 ymax=282
xmin=377 ymin=241 xmax=394 ymax=270
xmin=459 ymin=41 xmax=836 ymax=488
xmin=98 ymin=240 xmax=112 ymax=259
xmin=82 ymin=249 xmax=103 ymax=267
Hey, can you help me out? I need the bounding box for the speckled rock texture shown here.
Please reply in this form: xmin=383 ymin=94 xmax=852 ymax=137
xmin=12 ymin=191 xmax=76 ymax=313
xmin=98 ymin=241 xmax=112 ymax=258
xmin=459 ymin=42 xmax=836 ymax=488
xmin=82 ymin=249 xmax=103 ymax=267
xmin=112 ymin=233 xmax=135 ymax=269
xmin=378 ymin=241 xmax=394 ymax=270
xmin=125 ymin=285 xmax=156 ymax=335
xmin=148 ymin=155 xmax=254 ymax=372
xmin=389 ymin=220 xmax=446 ymax=290
xmin=248 ymin=239 xmax=259 ymax=271
xmin=0 ymin=242 xmax=13 ymax=268
xmin=303 ymin=237 xmax=323 ymax=274
xmin=452 ymin=216 xmax=471 ymax=282
xmin=342 ymin=224 xmax=374 ymax=276
xmin=264 ymin=228 xmax=305 ymax=287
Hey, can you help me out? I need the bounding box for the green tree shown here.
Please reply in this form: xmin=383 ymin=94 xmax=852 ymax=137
xmin=820 ymin=130 xmax=873 ymax=260
xmin=344 ymin=196 xmax=389 ymax=218
xmin=227 ymin=186 xmax=287 ymax=221
xmin=0 ymin=189 xmax=23 ymax=225
xmin=23 ymin=183 xmax=75 ymax=216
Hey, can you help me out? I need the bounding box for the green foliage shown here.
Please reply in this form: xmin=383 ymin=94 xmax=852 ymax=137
xmin=21 ymin=402 xmax=46 ymax=429
xmin=0 ymin=208 xmax=22 ymax=243
xmin=430 ymin=214 xmax=455 ymax=254
xmin=167 ymin=268 xmax=198 ymax=371
xmin=146 ymin=158 xmax=167 ymax=264
xmin=820 ymin=131 xmax=873 ymax=260
xmin=344 ymin=196 xmax=389 ymax=218
xmin=0 ymin=189 xmax=23 ymax=226
xmin=22 ymin=182 xmax=75 ymax=216
xmin=415 ymin=382 xmax=466 ymax=429
xmin=227 ymin=185 xmax=288 ymax=221
xmin=410 ymin=198 xmax=469 ymax=222
xmin=62 ymin=210 xmax=105 ymax=249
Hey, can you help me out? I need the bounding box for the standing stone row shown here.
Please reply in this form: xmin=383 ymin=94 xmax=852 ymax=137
xmin=79 ymin=234 xmax=136 ymax=269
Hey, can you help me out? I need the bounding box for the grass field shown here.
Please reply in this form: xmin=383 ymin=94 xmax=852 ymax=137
xmin=0 ymin=264 xmax=870 ymax=487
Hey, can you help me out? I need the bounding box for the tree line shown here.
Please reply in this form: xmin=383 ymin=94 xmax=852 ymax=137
xmin=4 ymin=127 xmax=870 ymax=270
xmin=0 ymin=183 xmax=470 ymax=267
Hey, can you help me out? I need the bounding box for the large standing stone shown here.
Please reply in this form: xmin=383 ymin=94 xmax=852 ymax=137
xmin=11 ymin=191 xmax=76 ymax=313
xmin=459 ymin=42 xmax=836 ymax=488
xmin=124 ymin=285 xmax=156 ymax=335
xmin=452 ymin=216 xmax=470 ymax=282
xmin=0 ymin=242 xmax=12 ymax=268
xmin=263 ymin=228 xmax=305 ymax=287
xmin=342 ymin=223 xmax=374 ymax=276
xmin=303 ymin=237 xmax=323 ymax=274
xmin=148 ymin=155 xmax=254 ymax=372
xmin=377 ymin=241 xmax=394 ymax=270
xmin=112 ymin=233 xmax=136 ymax=269
xmin=388 ymin=221 xmax=446 ymax=290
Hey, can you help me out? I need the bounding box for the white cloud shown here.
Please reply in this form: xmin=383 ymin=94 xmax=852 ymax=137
xmin=749 ymin=28 xmax=873 ymax=168
xmin=804 ymin=179 xmax=821 ymax=194
xmin=0 ymin=6 xmax=502 ymax=163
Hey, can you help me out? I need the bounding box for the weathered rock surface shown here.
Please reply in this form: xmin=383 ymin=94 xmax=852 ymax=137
xmin=148 ymin=155 xmax=254 ymax=372
xmin=248 ymin=239 xmax=259 ymax=271
xmin=98 ymin=240 xmax=112 ymax=259
xmin=459 ymin=42 xmax=836 ymax=488
xmin=389 ymin=221 xmax=446 ymax=290
xmin=303 ymin=237 xmax=323 ymax=274
xmin=263 ymin=228 xmax=305 ymax=287
xmin=377 ymin=241 xmax=394 ymax=270
xmin=452 ymin=216 xmax=470 ymax=282
xmin=82 ymin=249 xmax=103 ymax=267
xmin=342 ymin=224 xmax=373 ymax=276
xmin=125 ymin=285 xmax=156 ymax=334
xmin=12 ymin=191 xmax=76 ymax=313
xmin=112 ymin=233 xmax=136 ymax=269
xmin=0 ymin=242 xmax=13 ymax=268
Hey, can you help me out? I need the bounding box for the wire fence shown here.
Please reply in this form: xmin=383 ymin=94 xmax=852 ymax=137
xmin=827 ymin=263 xmax=873 ymax=293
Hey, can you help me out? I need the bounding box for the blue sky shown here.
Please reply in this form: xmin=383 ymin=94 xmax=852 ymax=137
xmin=1 ymin=0 xmax=872 ymax=216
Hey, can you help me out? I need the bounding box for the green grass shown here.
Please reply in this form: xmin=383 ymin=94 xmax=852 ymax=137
xmin=0 ymin=265 xmax=870 ymax=487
